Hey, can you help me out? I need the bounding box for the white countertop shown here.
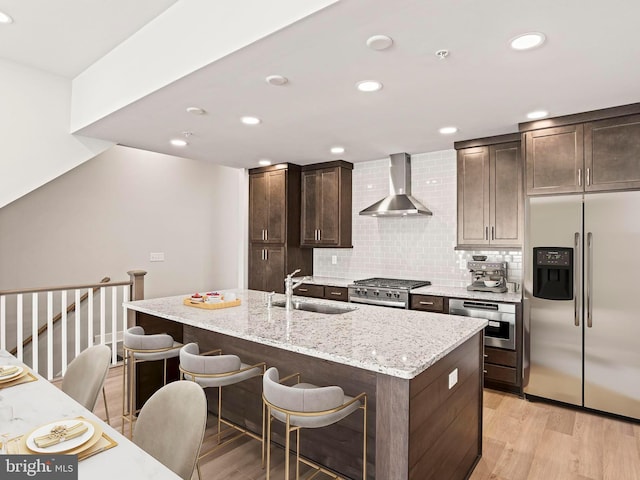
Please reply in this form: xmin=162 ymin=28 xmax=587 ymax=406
xmin=125 ymin=290 xmax=486 ymax=380
xmin=0 ymin=350 xmax=180 ymax=479
xmin=411 ymin=285 xmax=522 ymax=303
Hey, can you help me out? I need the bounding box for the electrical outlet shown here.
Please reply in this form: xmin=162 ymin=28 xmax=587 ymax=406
xmin=448 ymin=368 xmax=458 ymax=389
xmin=331 ymin=255 xmax=338 ymax=265
xmin=149 ymin=252 xmax=165 ymax=262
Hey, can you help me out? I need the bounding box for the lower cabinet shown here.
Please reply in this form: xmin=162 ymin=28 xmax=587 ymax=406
xmin=410 ymin=294 xmax=446 ymax=313
xmin=248 ymin=245 xmax=285 ymax=293
xmin=296 ymin=283 xmax=349 ymax=302
xmin=484 ymin=346 xmax=519 ymax=387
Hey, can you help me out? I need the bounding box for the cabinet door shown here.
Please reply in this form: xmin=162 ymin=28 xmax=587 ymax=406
xmin=490 ymin=142 xmax=522 ymax=245
xmin=525 ymin=124 xmax=584 ymax=195
xmin=265 ymin=170 xmax=286 ymax=243
xmin=248 ymin=245 xmax=267 ymax=291
xmin=457 ymin=147 xmax=490 ymax=245
xmin=585 ymin=114 xmax=640 ymax=192
xmin=300 ymin=170 xmax=319 ymax=244
xmin=249 ymin=174 xmax=268 ymax=243
xmin=264 ymin=247 xmax=285 ymax=293
xmin=318 ymin=168 xmax=340 ymax=245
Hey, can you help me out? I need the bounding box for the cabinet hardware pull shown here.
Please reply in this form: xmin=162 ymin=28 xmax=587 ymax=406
xmin=483 ymin=370 xmax=488 ymax=374
xmin=586 ymin=167 xmax=591 ymax=186
xmin=491 ymin=226 xmax=495 ymax=240
xmin=318 ymin=229 xmax=321 ymax=241
xmin=578 ymin=168 xmax=582 ymax=187
xmin=330 ymin=292 xmax=342 ymax=296
xmin=265 ymin=229 xmax=268 ymax=241
xmin=299 ymin=288 xmax=308 ymax=292
xmin=484 ymin=354 xmax=489 ymax=358
xmin=419 ymin=301 xmax=434 ymax=305
xmin=485 ymin=226 xmax=489 ymax=240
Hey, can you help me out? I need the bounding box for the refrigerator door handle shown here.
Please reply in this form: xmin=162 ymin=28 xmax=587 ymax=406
xmin=574 ymin=232 xmax=580 ymax=326
xmin=587 ymin=232 xmax=593 ymax=328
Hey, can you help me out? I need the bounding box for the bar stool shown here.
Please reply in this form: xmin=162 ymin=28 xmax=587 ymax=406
xmin=121 ymin=326 xmax=182 ymax=438
xmin=179 ymin=342 xmax=266 ymax=473
xmin=262 ymin=367 xmax=367 ymax=480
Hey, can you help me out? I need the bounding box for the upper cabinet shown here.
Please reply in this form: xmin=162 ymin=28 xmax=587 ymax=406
xmin=300 ymin=161 xmax=353 ymax=248
xmin=249 ymin=169 xmax=286 ymax=243
xmin=456 ymin=135 xmax=523 ymax=249
xmin=521 ymin=104 xmax=640 ymax=195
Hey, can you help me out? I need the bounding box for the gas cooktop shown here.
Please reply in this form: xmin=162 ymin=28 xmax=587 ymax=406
xmin=351 ymin=278 xmax=431 ymax=290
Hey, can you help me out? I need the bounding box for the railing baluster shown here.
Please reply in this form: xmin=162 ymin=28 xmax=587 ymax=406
xmin=74 ymin=289 xmax=81 ymax=357
xmin=121 ymin=286 xmax=129 ymax=364
xmin=32 ymin=294 xmax=38 ymax=373
xmin=87 ymin=288 xmax=93 ymax=347
xmin=0 ymin=295 xmax=5 ymax=351
xmin=111 ymin=286 xmax=117 ymax=364
xmin=61 ymin=290 xmax=68 ymax=376
xmin=47 ymin=291 xmax=53 ymax=380
xmin=16 ymin=294 xmax=23 ymax=361
xmin=100 ymin=286 xmax=106 ymax=346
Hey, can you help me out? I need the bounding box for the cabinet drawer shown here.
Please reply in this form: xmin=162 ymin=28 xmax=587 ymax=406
xmin=296 ymin=284 xmax=324 ymax=298
xmin=484 ymin=364 xmax=517 ymax=384
xmin=324 ymin=286 xmax=348 ymax=302
xmin=484 ymin=347 xmax=517 ymax=367
xmin=410 ymin=295 xmax=444 ymax=313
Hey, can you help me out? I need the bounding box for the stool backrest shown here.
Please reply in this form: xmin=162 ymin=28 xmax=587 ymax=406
xmin=124 ymin=326 xmax=174 ymax=350
xmin=180 ymin=342 xmax=241 ymax=374
xmin=133 ymin=380 xmax=207 ymax=480
xmin=263 ymin=367 xmax=344 ymax=413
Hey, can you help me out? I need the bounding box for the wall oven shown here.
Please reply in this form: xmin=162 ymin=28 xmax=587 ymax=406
xmin=449 ymin=299 xmax=516 ymax=350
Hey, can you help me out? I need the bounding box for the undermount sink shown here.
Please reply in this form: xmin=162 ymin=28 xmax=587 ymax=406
xmin=271 ymin=300 xmax=356 ymax=315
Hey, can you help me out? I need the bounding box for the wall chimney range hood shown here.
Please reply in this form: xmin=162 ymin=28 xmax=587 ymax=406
xmin=359 ymin=153 xmax=433 ymax=217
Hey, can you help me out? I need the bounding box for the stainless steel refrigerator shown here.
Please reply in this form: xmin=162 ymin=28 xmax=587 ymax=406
xmin=524 ymin=191 xmax=640 ymax=420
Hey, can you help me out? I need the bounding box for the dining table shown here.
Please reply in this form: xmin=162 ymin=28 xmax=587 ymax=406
xmin=0 ymin=349 xmax=180 ymax=479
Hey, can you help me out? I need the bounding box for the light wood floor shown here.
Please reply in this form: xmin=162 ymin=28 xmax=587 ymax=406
xmin=62 ymin=366 xmax=640 ymax=480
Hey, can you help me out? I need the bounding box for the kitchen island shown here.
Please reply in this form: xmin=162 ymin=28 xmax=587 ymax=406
xmin=125 ymin=290 xmax=487 ymax=480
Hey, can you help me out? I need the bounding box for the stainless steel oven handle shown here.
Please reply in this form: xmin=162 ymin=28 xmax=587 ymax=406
xmin=349 ymin=297 xmax=406 ymax=308
xmin=574 ymin=232 xmax=580 ymax=327
xmin=587 ymin=232 xmax=593 ymax=328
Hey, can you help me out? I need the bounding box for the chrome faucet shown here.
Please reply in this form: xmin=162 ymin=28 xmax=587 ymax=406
xmin=284 ymin=269 xmax=308 ymax=310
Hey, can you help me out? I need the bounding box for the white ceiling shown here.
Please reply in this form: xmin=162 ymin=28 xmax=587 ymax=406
xmin=3 ymin=0 xmax=640 ymax=168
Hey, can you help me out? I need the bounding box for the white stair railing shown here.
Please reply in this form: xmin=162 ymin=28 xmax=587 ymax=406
xmin=0 ymin=270 xmax=146 ymax=379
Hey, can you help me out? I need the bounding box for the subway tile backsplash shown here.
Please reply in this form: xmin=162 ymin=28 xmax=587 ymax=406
xmin=313 ymin=149 xmax=523 ymax=287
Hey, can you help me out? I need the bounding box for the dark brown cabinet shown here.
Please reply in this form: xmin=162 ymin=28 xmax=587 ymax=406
xmin=456 ymin=135 xmax=522 ymax=248
xmin=522 ymin=106 xmax=640 ymax=195
xmin=300 ymin=161 xmax=353 ymax=248
xmin=410 ymin=294 xmax=446 ymax=313
xmin=248 ymin=164 xmax=312 ymax=294
xmin=296 ymin=283 xmax=349 ymax=302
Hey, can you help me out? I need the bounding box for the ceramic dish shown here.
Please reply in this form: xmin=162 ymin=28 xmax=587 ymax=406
xmin=0 ymin=365 xmax=24 ymax=382
xmin=483 ymin=280 xmax=500 ymax=287
xmin=26 ymin=420 xmax=95 ymax=454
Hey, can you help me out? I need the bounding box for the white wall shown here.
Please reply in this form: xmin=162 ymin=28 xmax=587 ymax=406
xmin=0 ymin=58 xmax=113 ymax=208
xmin=0 ymin=145 xmax=245 ymax=298
xmin=313 ymin=149 xmax=523 ymax=287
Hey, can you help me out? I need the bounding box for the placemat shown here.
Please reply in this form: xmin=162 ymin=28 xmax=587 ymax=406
xmin=0 ymin=371 xmax=37 ymax=389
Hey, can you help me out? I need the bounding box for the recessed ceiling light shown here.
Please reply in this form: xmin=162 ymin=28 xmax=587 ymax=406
xmin=265 ymin=75 xmax=288 ymax=86
xmin=356 ymin=80 xmax=383 ymax=92
xmin=170 ymin=139 xmax=188 ymax=147
xmin=510 ymin=32 xmax=546 ymax=50
xmin=330 ymin=146 xmax=345 ymax=154
xmin=241 ymin=116 xmax=261 ymax=125
xmin=0 ymin=11 xmax=13 ymax=24
xmin=527 ymin=110 xmax=549 ymax=119
xmin=439 ymin=126 xmax=458 ymax=134
xmin=366 ymin=35 xmax=393 ymax=51
xmin=258 ymin=159 xmax=272 ymax=166
xmin=186 ymin=106 xmax=206 ymax=115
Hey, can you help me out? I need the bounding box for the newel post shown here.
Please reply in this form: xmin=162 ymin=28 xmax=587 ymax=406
xmin=127 ymin=270 xmax=147 ymax=328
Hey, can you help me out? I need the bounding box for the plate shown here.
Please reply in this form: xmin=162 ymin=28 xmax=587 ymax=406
xmin=26 ymin=420 xmax=95 ymax=453
xmin=0 ymin=365 xmax=23 ymax=382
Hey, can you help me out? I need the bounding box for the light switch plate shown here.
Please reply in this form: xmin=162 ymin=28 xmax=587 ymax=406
xmin=149 ymin=252 xmax=165 ymax=262
xmin=331 ymin=255 xmax=337 ymax=265
xmin=448 ymin=368 xmax=458 ymax=389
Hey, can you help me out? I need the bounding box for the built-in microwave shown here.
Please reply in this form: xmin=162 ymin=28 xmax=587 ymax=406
xmin=449 ymin=299 xmax=516 ymax=350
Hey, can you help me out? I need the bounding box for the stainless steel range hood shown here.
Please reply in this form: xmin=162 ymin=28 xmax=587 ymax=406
xmin=359 ymin=153 xmax=433 ymax=217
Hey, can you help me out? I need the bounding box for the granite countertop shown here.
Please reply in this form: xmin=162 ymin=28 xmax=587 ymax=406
xmin=294 ymin=276 xmax=355 ymax=288
xmin=411 ymin=285 xmax=522 ymax=303
xmin=125 ymin=290 xmax=486 ymax=380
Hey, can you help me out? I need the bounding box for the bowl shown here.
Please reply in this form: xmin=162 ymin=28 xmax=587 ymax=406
xmin=472 ymin=255 xmax=487 ymax=261
xmin=483 ymin=280 xmax=500 ymax=288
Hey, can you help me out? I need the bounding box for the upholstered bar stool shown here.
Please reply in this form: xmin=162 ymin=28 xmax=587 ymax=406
xmin=121 ymin=326 xmax=182 ymax=438
xmin=262 ymin=367 xmax=367 ymax=480
xmin=179 ymin=342 xmax=266 ymax=470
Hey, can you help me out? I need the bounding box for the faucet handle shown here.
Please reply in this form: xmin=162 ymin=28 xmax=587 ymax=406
xmin=267 ymin=291 xmax=275 ymax=308
xmin=287 ymin=268 xmax=301 ymax=278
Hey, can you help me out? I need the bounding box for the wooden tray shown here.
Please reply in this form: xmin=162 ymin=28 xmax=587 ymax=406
xmin=183 ymin=298 xmax=241 ymax=310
